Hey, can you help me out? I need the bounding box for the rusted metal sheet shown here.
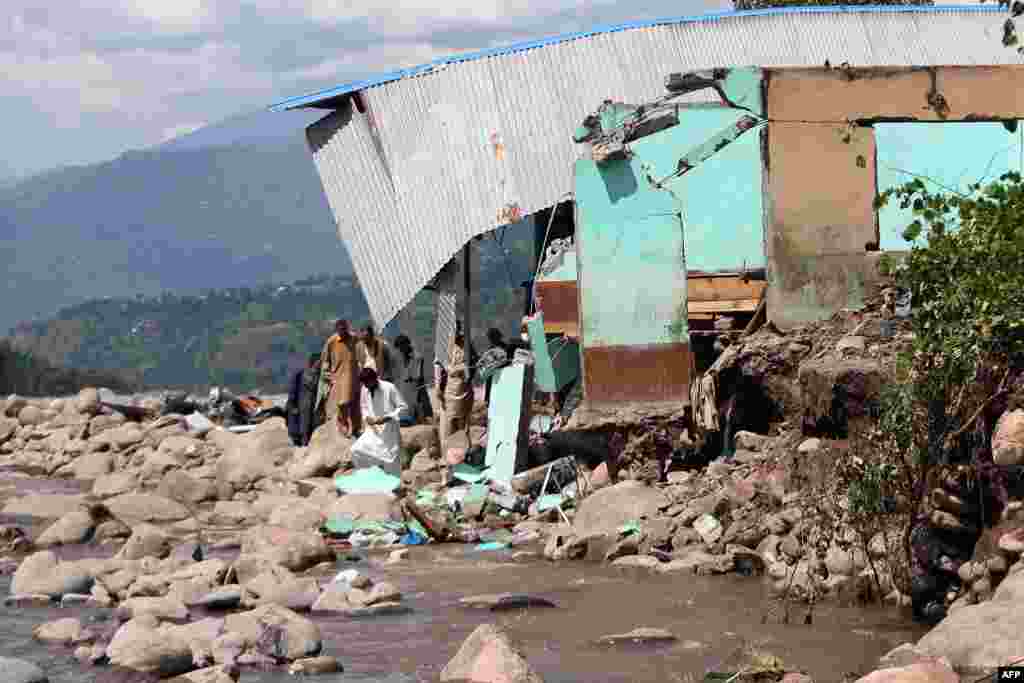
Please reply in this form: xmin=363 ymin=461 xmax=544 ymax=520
xmin=583 ymin=343 xmax=692 ymax=404
xmin=535 ymin=281 xmax=579 ymax=338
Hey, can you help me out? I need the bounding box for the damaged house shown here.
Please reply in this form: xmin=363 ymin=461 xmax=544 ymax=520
xmin=270 ymin=5 xmax=1024 ymax=454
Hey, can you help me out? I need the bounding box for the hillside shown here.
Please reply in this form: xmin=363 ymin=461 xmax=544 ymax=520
xmin=5 ymin=232 xmax=534 ymax=394
xmin=0 ymin=134 xmax=348 ymax=331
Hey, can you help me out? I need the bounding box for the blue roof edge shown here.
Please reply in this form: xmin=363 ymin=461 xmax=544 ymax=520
xmin=268 ymin=4 xmax=1006 ymax=112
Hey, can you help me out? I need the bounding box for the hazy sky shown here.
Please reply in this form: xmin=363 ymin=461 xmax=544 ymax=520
xmin=1 ymin=0 xmax=733 ymax=179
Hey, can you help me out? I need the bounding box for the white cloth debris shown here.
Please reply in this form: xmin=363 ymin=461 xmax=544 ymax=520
xmin=351 ymin=380 xmax=408 ymax=476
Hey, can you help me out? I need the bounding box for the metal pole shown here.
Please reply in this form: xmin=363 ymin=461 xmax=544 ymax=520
xmin=463 ymin=242 xmax=473 ymax=449
xmin=463 ymin=242 xmax=472 ymax=380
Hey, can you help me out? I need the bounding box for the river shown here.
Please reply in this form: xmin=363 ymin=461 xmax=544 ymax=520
xmin=0 ymin=468 xmax=929 ymax=683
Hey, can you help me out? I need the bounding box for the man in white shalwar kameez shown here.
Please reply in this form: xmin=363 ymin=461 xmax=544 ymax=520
xmin=350 ymin=367 xmax=408 ymax=476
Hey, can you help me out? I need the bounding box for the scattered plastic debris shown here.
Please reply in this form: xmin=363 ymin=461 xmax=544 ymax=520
xmin=335 ymin=466 xmax=402 ymax=494
xmin=476 ymin=542 xmax=509 ymax=552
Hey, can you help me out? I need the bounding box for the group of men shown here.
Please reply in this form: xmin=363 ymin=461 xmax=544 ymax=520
xmin=286 ymin=320 xmax=426 ymax=446
xmin=286 ymin=317 xmax=529 ymax=477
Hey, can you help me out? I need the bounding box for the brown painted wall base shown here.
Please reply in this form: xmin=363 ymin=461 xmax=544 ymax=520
xmin=583 ymin=342 xmax=692 ymax=404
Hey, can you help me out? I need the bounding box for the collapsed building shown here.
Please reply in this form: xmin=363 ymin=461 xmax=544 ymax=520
xmin=270 ymin=4 xmax=1024 ymax=466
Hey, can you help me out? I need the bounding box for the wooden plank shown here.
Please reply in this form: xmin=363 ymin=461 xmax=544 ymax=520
xmin=688 ymin=298 xmax=762 ymax=314
xmin=687 ymin=277 xmax=766 ymax=303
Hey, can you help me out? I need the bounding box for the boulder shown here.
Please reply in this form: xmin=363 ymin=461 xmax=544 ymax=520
xmin=157 ymin=471 xmax=217 ymax=506
xmin=106 ymin=615 xmax=195 ymax=677
xmin=35 ymin=509 xmax=99 ymax=548
xmin=117 ymin=524 xmax=173 ymax=561
xmin=247 ymin=577 xmax=322 ymax=611
xmin=311 ymin=582 xmax=352 ymax=613
xmin=267 ymin=501 xmax=324 ymax=532
xmin=223 ymin=604 xmax=322 ymax=661
xmin=693 ymin=514 xmax=723 ymax=546
xmin=211 ymin=502 xmax=256 ymax=526
xmin=289 ymin=657 xmax=343 ymax=675
xmin=993 ymin=409 xmax=1024 ymax=466
xmin=168 ymin=667 xmax=240 ymax=683
xmin=93 ymin=472 xmax=138 ymax=498
xmin=73 ymin=452 xmax=113 ymax=479
xmin=140 ymin=451 xmax=186 ymax=480
xmin=216 ymin=418 xmax=294 ymax=492
xmin=573 ymin=481 xmax=668 ymax=538
xmin=287 ymin=431 xmax=354 ymax=480
xmin=76 ymin=388 xmax=101 ymax=416
xmin=915 ymin=600 xmax=1024 ymax=676
xmin=33 ymin=617 xmax=91 ymax=645
xmin=119 ymin=596 xmax=190 ymax=621
xmin=91 ymin=423 xmax=145 ymax=450
xmin=326 ymin=494 xmax=400 ymax=523
xmin=191 ymin=586 xmax=243 ymax=610
xmin=239 ymin=525 xmax=335 ymax=573
xmin=17 ymin=405 xmax=44 ymax=427
xmin=400 ymin=425 xmax=440 ymax=453
xmin=440 ymin=623 xmax=544 ymax=683
xmin=0 ymin=657 xmax=48 ymax=683
xmin=159 ymin=435 xmax=204 ymax=460
xmin=105 ymin=493 xmax=190 ymax=526
xmin=89 ymin=413 xmax=126 ymax=436
xmin=11 ymin=551 xmax=94 ymax=598
xmin=0 ymin=417 xmax=18 ymax=444
xmin=854 ymin=659 xmax=958 ymax=683
xmin=2 ymin=494 xmax=87 ymax=519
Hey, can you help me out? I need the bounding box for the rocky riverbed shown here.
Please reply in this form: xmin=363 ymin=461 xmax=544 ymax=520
xmin=2 ymin=383 xmax=1023 ymax=682
xmin=0 ymin=467 xmax=926 ymax=683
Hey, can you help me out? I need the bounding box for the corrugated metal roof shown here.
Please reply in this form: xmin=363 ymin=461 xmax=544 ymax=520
xmin=281 ymin=5 xmax=1018 ymax=329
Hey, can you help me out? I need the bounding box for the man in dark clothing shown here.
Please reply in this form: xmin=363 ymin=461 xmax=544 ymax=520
xmin=287 ymin=353 xmax=321 ymax=446
xmin=484 ymin=328 xmax=514 ymax=407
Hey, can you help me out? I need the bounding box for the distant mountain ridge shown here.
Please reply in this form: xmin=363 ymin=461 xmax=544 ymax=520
xmin=0 ymin=124 xmax=349 ymax=331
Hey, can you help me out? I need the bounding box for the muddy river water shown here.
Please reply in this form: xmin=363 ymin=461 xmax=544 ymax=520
xmin=0 ymin=469 xmax=929 ymax=683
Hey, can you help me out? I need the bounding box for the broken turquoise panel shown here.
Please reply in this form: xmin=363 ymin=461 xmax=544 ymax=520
xmin=527 ymin=312 xmax=580 ymax=393
xmin=657 ymin=108 xmax=766 ymax=273
xmin=876 ymin=121 xmax=1024 ymax=250
xmin=576 ymin=139 xmax=688 ymax=347
xmin=720 ymin=67 xmax=765 ymax=118
xmin=484 ymin=363 xmax=529 ymax=484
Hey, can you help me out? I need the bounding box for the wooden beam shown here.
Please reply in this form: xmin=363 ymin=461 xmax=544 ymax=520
xmin=688 ymin=298 xmax=762 ymax=314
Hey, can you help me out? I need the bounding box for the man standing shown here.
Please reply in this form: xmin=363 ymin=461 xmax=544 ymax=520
xmin=350 ymin=367 xmax=408 ymax=476
xmin=317 ymin=319 xmax=361 ymax=438
xmin=357 ymin=324 xmax=394 ymax=382
xmin=392 ymin=335 xmax=423 ymax=426
xmin=439 ymin=324 xmax=476 ymax=447
xmin=286 ymin=353 xmax=321 ymax=446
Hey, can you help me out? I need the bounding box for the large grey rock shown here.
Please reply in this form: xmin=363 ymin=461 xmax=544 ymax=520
xmin=239 ymin=526 xmax=334 ymax=573
xmin=119 ymin=596 xmax=189 ymax=621
xmin=117 ymin=524 xmax=173 ymax=561
xmin=573 ymin=481 xmax=668 ymax=538
xmin=216 ymin=418 xmax=294 ymax=492
xmin=2 ymin=494 xmax=87 ymax=519
xmin=326 ymin=494 xmax=399 ymax=523
xmin=11 ymin=551 xmax=94 ymax=598
xmin=223 ymin=604 xmax=322 ymax=661
xmin=76 ymin=388 xmax=101 ymax=416
xmin=286 ymin=432 xmax=353 ymax=480
xmin=0 ymin=657 xmax=48 ymax=683
xmin=105 ymin=493 xmax=191 ymax=526
xmin=106 ymin=615 xmax=195 ymax=677
xmin=72 ymin=452 xmax=113 ymax=479
xmin=33 ymin=617 xmax=91 ymax=645
xmin=440 ymin=623 xmax=544 ymax=683
xmin=35 ymin=509 xmax=99 ymax=548
xmin=992 ymin=408 xmax=1024 ymax=466
xmin=798 ymin=358 xmax=885 ymax=422
xmin=18 ymin=405 xmax=45 ymax=427
xmin=157 ymin=471 xmax=217 ymax=505
xmin=0 ymin=417 xmax=18 ymax=444
xmin=91 ymin=423 xmax=145 ymax=450
xmin=912 ymin=600 xmax=1024 ymax=676
xmin=93 ymin=472 xmax=138 ymax=498
xmin=267 ymin=500 xmax=324 ymax=532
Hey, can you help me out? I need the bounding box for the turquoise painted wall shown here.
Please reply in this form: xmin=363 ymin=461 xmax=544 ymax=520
xmin=660 ymin=108 xmax=765 ymax=272
xmin=576 ymin=132 xmax=687 ymax=348
xmin=575 ymin=107 xmax=764 ymax=348
xmin=876 ymin=122 xmax=1024 ymax=249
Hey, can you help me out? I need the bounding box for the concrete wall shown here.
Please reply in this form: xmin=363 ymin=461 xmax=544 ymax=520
xmin=764 ymin=66 xmax=1024 ymax=329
